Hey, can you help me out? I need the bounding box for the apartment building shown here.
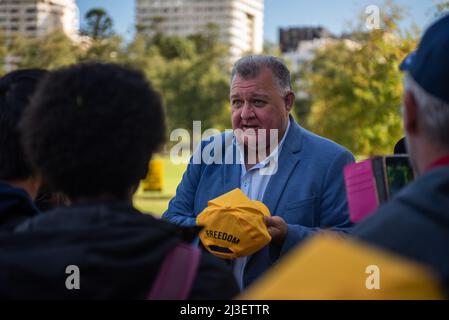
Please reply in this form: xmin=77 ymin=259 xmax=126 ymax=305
xmin=136 ymin=0 xmax=264 ymax=62
xmin=279 ymin=26 xmax=333 ymax=54
xmin=0 ymin=0 xmax=78 ymax=40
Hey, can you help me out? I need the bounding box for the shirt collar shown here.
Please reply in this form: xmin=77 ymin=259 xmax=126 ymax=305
xmin=425 ymin=154 xmax=449 ymax=173
xmin=260 ymin=118 xmax=291 ymax=166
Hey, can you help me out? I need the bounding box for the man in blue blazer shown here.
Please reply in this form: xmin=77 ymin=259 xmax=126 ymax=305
xmin=163 ymin=55 xmax=354 ymax=289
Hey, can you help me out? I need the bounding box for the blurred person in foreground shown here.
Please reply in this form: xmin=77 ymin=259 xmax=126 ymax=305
xmin=0 ymin=69 xmax=47 ymax=230
xmin=240 ymin=15 xmax=449 ymax=299
xmin=0 ymin=63 xmax=238 ymax=299
xmin=163 ymin=55 xmax=355 ymax=290
xmin=352 ymin=13 xmax=449 ymax=296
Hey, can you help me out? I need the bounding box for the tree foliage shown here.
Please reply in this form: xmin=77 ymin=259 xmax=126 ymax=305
xmin=3 ymin=3 xmax=436 ymax=152
xmin=0 ymin=9 xmax=230 ymax=135
xmin=80 ymin=35 xmax=124 ymax=63
xmin=82 ymin=8 xmax=114 ymax=39
xmin=11 ymin=31 xmax=80 ymax=70
xmin=435 ymin=1 xmax=449 ymax=17
xmin=296 ymin=3 xmax=418 ymax=156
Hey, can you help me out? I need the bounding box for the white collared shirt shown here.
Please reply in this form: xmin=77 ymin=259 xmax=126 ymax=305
xmin=233 ymin=119 xmax=291 ymax=290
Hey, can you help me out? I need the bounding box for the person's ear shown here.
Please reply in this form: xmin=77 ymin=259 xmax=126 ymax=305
xmin=284 ymin=91 xmax=295 ymax=112
xmin=404 ymin=90 xmax=418 ymax=135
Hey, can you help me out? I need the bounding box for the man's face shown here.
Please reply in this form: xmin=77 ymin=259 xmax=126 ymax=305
xmin=230 ymin=68 xmax=293 ymax=150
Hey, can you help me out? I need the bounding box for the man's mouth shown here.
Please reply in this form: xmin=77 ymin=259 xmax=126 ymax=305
xmin=242 ymin=125 xmax=260 ymax=131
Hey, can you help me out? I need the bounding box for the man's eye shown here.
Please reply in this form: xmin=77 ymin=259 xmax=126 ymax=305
xmin=232 ymin=100 xmax=242 ymax=107
xmin=253 ymin=100 xmax=266 ymax=107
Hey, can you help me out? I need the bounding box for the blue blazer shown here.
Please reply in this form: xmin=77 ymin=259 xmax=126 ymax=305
xmin=163 ymin=117 xmax=354 ymax=287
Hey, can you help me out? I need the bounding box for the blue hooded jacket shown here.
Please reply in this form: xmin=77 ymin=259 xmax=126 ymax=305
xmin=353 ymin=166 xmax=449 ymax=296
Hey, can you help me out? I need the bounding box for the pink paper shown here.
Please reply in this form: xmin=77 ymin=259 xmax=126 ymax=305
xmin=344 ymin=160 xmax=379 ymax=223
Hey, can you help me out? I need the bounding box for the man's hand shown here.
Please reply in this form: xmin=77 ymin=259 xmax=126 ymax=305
xmin=264 ymin=216 xmax=288 ymax=246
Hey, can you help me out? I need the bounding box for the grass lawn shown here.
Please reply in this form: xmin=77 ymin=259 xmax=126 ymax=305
xmin=133 ymin=155 xmax=187 ymax=216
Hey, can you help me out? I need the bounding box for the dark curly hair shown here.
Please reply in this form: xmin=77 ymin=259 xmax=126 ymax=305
xmin=19 ymin=63 xmax=166 ymax=200
xmin=0 ymin=69 xmax=48 ymax=181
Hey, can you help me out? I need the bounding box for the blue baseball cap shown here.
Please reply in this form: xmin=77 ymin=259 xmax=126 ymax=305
xmin=399 ymin=15 xmax=449 ymax=104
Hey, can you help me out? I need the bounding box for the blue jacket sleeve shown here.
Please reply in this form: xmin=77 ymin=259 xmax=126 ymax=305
xmin=162 ymin=154 xmax=202 ymax=227
xmin=279 ymin=149 xmax=355 ymax=256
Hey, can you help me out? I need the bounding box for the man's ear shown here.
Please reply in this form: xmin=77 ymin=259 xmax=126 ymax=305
xmin=404 ymin=90 xmax=419 ymax=135
xmin=284 ymin=91 xmax=295 ymax=112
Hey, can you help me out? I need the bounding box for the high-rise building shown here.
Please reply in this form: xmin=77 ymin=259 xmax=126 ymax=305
xmin=0 ymin=0 xmax=79 ymax=40
xmin=279 ymin=26 xmax=333 ymax=54
xmin=280 ymin=26 xmax=360 ymax=98
xmin=136 ymin=0 xmax=264 ymax=62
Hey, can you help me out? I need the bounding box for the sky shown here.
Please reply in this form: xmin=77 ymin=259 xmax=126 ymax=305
xmin=76 ymin=0 xmax=438 ymax=42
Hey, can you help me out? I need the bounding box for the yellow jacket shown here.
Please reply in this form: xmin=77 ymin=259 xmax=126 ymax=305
xmin=239 ymin=233 xmax=444 ymax=300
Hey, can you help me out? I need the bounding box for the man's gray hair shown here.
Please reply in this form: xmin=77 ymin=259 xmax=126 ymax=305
xmin=231 ymin=55 xmax=292 ymax=94
xmin=404 ymin=73 xmax=449 ymax=149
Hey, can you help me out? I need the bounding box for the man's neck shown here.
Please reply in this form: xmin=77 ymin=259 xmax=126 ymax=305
xmin=415 ymin=142 xmax=449 ymax=175
xmin=422 ymin=149 xmax=449 ymax=173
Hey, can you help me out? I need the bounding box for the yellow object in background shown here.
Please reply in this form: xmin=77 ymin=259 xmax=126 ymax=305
xmin=142 ymin=159 xmax=164 ymax=192
xmin=239 ymin=233 xmax=444 ymax=300
xmin=196 ymin=189 xmax=272 ymax=260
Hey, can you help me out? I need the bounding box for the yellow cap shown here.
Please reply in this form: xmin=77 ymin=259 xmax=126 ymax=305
xmin=196 ymin=189 xmax=272 ymax=259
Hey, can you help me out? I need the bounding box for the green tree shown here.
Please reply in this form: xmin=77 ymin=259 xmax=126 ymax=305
xmin=298 ymin=3 xmax=417 ymax=156
xmin=82 ymin=8 xmax=114 ymax=40
xmin=80 ymin=35 xmax=124 ymax=63
xmin=160 ymin=56 xmax=230 ymax=132
xmin=187 ymin=23 xmax=221 ymax=55
xmin=14 ymin=31 xmax=79 ymax=69
xmin=152 ymin=34 xmax=196 ymax=60
xmin=2 ymin=19 xmax=232 ymax=135
xmin=79 ymin=8 xmax=122 ymax=63
xmin=123 ymin=33 xmax=168 ymax=89
xmin=0 ymin=32 xmax=9 ymax=75
xmin=148 ymin=27 xmax=229 ymax=130
xmin=435 ymin=1 xmax=449 ymax=17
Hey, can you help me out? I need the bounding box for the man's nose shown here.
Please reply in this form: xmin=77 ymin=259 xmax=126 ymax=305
xmin=241 ymin=102 xmax=255 ymax=120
